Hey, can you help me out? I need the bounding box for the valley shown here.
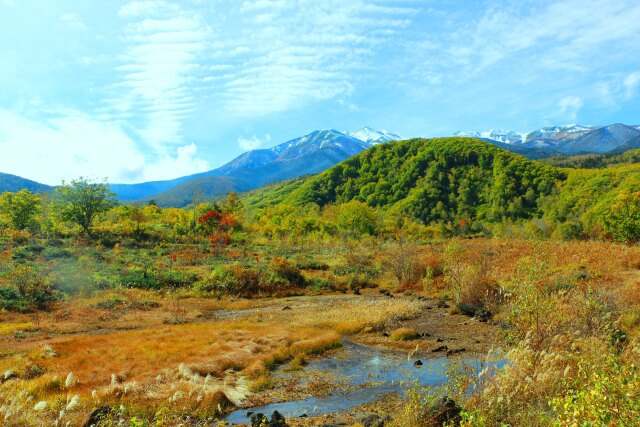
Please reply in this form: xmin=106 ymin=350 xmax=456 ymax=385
xmin=1 ymin=135 xmax=640 ymax=426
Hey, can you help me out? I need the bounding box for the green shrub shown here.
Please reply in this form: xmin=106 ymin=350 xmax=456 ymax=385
xmin=0 ymin=286 xmax=28 ymax=311
xmin=119 ymin=270 xmax=159 ymax=289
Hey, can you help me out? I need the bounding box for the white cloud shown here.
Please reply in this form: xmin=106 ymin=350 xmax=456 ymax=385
xmin=60 ymin=13 xmax=87 ymax=30
xmin=103 ymin=2 xmax=212 ymax=151
xmin=409 ymin=0 xmax=640 ymax=82
xmin=118 ymin=0 xmax=178 ymax=18
xmin=558 ymin=96 xmax=583 ymax=120
xmin=624 ymin=71 xmax=640 ymax=99
xmin=208 ymin=0 xmax=415 ymax=116
xmin=237 ymin=134 xmax=271 ymax=151
xmin=0 ymin=109 xmax=210 ymax=184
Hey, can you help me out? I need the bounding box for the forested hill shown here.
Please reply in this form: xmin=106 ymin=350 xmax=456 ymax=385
xmin=249 ymin=137 xmax=566 ymax=224
xmin=0 ymin=172 xmax=52 ymax=194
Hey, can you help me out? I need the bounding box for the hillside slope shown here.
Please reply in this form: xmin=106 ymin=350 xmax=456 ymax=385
xmin=0 ymin=172 xmax=52 ymax=194
xmin=249 ymin=137 xmax=565 ymax=224
xmin=246 ymin=137 xmax=640 ymax=232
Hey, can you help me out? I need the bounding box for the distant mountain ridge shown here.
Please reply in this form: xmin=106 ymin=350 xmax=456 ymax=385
xmin=454 ymin=123 xmax=640 ymax=158
xmin=0 ymin=172 xmax=53 ymax=194
xmin=114 ymin=127 xmax=401 ymax=206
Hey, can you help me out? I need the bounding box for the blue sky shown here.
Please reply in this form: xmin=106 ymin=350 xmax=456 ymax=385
xmin=1 ymin=0 xmax=639 ymax=184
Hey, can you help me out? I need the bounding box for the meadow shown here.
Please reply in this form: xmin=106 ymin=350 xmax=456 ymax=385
xmin=1 ymin=172 xmax=640 ymax=426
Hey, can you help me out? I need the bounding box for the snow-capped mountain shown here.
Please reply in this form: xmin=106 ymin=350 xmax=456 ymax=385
xmin=454 ymin=123 xmax=640 ymax=157
xmin=453 ymin=130 xmax=527 ymax=145
xmin=109 ymin=127 xmax=399 ymax=206
xmin=348 ymin=126 xmax=401 ymax=145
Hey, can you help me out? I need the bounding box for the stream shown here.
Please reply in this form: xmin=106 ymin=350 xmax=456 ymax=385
xmin=225 ymin=341 xmax=503 ymax=425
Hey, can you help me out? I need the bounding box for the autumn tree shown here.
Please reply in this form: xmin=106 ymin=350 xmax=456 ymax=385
xmin=602 ymin=190 xmax=640 ymax=244
xmin=53 ymin=178 xmax=116 ymax=235
xmin=0 ymin=189 xmax=41 ymax=231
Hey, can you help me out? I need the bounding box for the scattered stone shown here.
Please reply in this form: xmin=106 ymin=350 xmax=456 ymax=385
xmin=414 ymin=359 xmax=423 ymax=367
xmin=83 ymin=405 xmax=113 ymax=427
xmin=322 ymin=423 xmax=349 ymax=427
xmin=436 ymin=300 xmax=450 ymax=309
xmin=435 ymin=338 xmax=444 ymax=343
xmin=300 ymin=413 xmax=308 ymax=417
xmin=431 ymin=345 xmax=448 ymax=353
xmin=246 ymin=411 xmax=254 ymax=417
xmin=474 ymin=309 xmax=492 ymax=322
xmin=446 ymin=348 xmax=466 ymax=356
xmin=382 ymin=332 xmax=390 ymax=337
xmin=425 ymin=396 xmax=462 ymax=426
xmin=360 ymin=414 xmax=392 ymax=427
xmin=282 ymin=306 xmax=292 ymax=311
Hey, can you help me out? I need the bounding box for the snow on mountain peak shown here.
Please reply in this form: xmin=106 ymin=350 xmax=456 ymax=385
xmin=348 ymin=127 xmax=401 ymax=145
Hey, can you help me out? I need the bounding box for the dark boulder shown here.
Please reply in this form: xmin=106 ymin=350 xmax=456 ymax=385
xmin=425 ymin=397 xmax=462 ymax=426
xmin=436 ymin=300 xmax=449 ymax=309
xmin=360 ymin=414 xmax=392 ymax=427
xmin=251 ymin=411 xmax=289 ymax=427
xmin=414 ymin=359 xmax=423 ymax=367
xmin=474 ymin=308 xmax=492 ymax=322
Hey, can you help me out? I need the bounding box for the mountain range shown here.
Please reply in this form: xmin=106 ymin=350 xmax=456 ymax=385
xmin=454 ymin=123 xmax=640 ymax=158
xmin=2 ymin=123 xmax=640 ymax=207
xmin=110 ymin=127 xmax=401 ymax=206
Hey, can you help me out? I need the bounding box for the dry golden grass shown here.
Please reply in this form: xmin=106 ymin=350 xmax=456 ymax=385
xmin=0 ymin=289 xmax=424 ymax=425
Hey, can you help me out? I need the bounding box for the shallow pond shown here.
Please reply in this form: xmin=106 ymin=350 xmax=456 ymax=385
xmin=225 ymin=341 xmax=502 ymax=425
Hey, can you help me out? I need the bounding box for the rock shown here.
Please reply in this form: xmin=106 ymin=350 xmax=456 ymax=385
xmin=414 ymin=359 xmax=423 ymax=367
xmin=354 ymin=288 xmax=361 ymax=295
xmin=251 ymin=413 xmax=268 ymax=426
xmin=282 ymin=306 xmax=292 ymax=311
xmin=270 ymin=410 xmax=288 ymax=427
xmin=322 ymin=424 xmax=349 ymax=427
xmin=431 ymin=345 xmax=448 ymax=352
xmin=446 ymin=348 xmax=466 ymax=356
xmin=83 ymin=406 xmax=113 ymax=427
xmin=246 ymin=411 xmax=254 ymax=417
xmin=435 ymin=337 xmax=444 ymax=343
xmin=474 ymin=309 xmax=492 ymax=322
xmin=360 ymin=414 xmax=392 ymax=427
xmin=382 ymin=332 xmax=390 ymax=337
xmin=425 ymin=396 xmax=462 ymax=426
xmin=436 ymin=300 xmax=450 ymax=309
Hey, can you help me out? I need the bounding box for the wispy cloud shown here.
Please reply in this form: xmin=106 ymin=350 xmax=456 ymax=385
xmin=206 ymin=0 xmax=416 ymax=116
xmin=558 ymin=96 xmax=583 ymax=121
xmin=60 ymin=13 xmax=87 ymax=31
xmin=237 ymin=134 xmax=271 ymax=151
xmin=101 ymin=1 xmax=212 ymax=151
xmin=409 ymin=0 xmax=640 ymax=83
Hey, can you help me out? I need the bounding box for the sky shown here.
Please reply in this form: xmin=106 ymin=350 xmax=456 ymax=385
xmin=1 ymin=0 xmax=640 ymax=185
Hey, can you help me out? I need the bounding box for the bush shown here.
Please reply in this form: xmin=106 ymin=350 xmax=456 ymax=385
xmin=119 ymin=270 xmax=159 ymax=289
xmin=199 ymin=260 xmax=307 ymax=297
xmin=42 ymin=247 xmax=74 ymax=259
xmin=268 ymin=257 xmax=306 ymax=288
xmin=0 ymin=286 xmax=28 ymax=311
